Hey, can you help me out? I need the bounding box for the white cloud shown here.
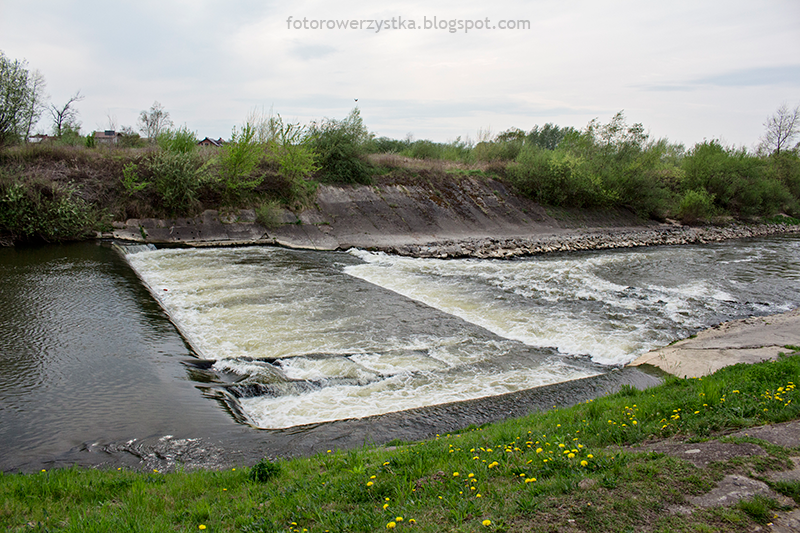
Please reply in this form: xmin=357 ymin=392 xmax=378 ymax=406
xmin=1 ymin=0 xmax=798 ymax=146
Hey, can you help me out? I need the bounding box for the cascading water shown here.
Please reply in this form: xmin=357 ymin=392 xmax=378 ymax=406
xmin=124 ymin=235 xmax=800 ymax=429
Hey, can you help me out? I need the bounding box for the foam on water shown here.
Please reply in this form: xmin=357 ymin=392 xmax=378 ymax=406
xmin=126 ymin=247 xmax=600 ymax=428
xmin=125 ymin=237 xmax=800 ymax=428
xmin=344 ymin=242 xmax=796 ymax=366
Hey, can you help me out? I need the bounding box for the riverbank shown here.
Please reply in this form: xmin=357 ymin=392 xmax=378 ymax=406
xmin=105 ymin=180 xmax=800 ymax=258
xmin=3 ymin=351 xmax=798 ymax=532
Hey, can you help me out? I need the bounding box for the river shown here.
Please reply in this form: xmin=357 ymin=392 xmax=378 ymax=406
xmin=1 ymin=236 xmax=799 ymax=471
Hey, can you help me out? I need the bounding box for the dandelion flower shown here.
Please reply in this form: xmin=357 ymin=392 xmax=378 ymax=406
xmin=409 ymin=519 xmax=416 ymax=524
xmin=387 ymin=521 xmax=396 ymax=529
xmin=383 ymin=503 xmax=389 ymax=510
xmin=396 ymin=517 xmax=403 ymax=522
xmin=580 ymin=460 xmax=588 ymax=467
xmin=453 ymin=472 xmax=459 ymax=477
xmin=367 ymin=481 xmax=374 ymax=487
xmin=482 ymin=519 xmax=492 ymax=526
xmin=587 ymin=454 xmax=593 ymax=458
xmin=199 ymin=526 xmax=206 ymax=530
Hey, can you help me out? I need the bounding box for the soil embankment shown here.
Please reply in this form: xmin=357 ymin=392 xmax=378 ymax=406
xmin=107 ymin=176 xmax=800 ymax=257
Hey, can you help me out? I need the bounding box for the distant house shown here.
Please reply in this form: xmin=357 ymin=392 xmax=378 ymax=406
xmin=94 ymin=130 xmax=121 ymax=145
xmin=198 ymin=137 xmax=224 ymax=147
xmin=28 ymin=134 xmax=57 ymax=143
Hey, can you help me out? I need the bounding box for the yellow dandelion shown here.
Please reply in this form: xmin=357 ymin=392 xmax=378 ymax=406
xmin=386 ymin=521 xmax=396 ymax=529
xmin=453 ymin=472 xmax=459 ymax=477
xmin=199 ymin=526 xmax=206 ymax=530
xmin=580 ymin=460 xmax=588 ymax=467
xmin=396 ymin=517 xmax=403 ymax=522
xmin=587 ymin=454 xmax=594 ymax=458
xmin=482 ymin=519 xmax=492 ymax=526
xmin=383 ymin=503 xmax=389 ymax=510
xmin=367 ymin=481 xmax=374 ymax=487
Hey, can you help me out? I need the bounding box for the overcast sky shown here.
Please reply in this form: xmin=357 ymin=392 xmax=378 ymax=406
xmin=1 ymin=0 xmax=798 ymax=148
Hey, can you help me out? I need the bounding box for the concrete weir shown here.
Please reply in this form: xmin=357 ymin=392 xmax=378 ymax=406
xmin=629 ymin=308 xmax=800 ymax=378
xmin=104 ymin=178 xmax=800 ymax=257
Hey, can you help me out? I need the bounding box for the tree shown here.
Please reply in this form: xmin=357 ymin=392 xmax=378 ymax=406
xmin=49 ymin=91 xmax=83 ymax=137
xmin=760 ymin=103 xmax=800 ymax=155
xmin=0 ymin=51 xmax=48 ymax=145
xmin=138 ymin=101 xmax=173 ymax=141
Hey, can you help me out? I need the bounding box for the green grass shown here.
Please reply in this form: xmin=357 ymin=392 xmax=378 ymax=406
xmin=2 ymin=351 xmax=798 ymax=532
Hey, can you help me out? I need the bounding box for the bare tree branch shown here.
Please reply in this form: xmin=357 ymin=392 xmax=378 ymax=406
xmin=760 ymin=103 xmax=800 ymax=155
xmin=137 ymin=101 xmax=173 ymax=141
xmin=49 ymin=90 xmax=83 ymax=137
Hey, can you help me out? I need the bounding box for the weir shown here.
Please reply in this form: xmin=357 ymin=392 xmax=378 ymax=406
xmin=119 ymin=236 xmax=800 ymax=430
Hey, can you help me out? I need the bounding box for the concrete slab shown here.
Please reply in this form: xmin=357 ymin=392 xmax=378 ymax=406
xmin=688 ymin=474 xmax=793 ymax=508
xmin=732 ymin=420 xmax=800 ymax=449
xmin=629 ymin=309 xmax=800 ymax=378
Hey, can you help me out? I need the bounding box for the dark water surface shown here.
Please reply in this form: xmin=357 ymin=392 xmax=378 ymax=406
xmin=0 ymin=243 xmax=239 ymax=471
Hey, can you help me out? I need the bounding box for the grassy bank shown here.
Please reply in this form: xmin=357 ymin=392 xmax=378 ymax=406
xmin=2 ymin=110 xmax=800 ymax=244
xmin=3 ymin=350 xmax=798 ymax=532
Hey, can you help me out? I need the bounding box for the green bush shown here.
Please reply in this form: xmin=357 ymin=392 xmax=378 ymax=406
xmin=157 ymin=126 xmax=197 ymax=154
xmin=309 ymin=108 xmax=373 ymax=184
xmin=473 ymin=139 xmax=522 ymax=162
xmin=0 ymin=176 xmax=98 ymax=241
xmin=677 ymin=189 xmax=716 ymax=223
xmin=682 ymin=141 xmax=798 ymax=217
xmin=217 ymin=123 xmax=264 ymax=202
xmin=255 ymin=199 xmax=282 ymax=228
xmin=249 ymin=458 xmax=281 ymax=483
xmin=406 ymin=139 xmax=441 ymax=160
xmin=366 ymin=136 xmax=410 ymax=154
xmin=508 ymin=147 xmax=610 ymax=208
xmin=147 ymin=151 xmax=207 ymax=215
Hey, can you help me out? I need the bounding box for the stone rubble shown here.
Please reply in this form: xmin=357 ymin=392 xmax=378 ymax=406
xmin=380 ymin=223 xmax=800 ymax=259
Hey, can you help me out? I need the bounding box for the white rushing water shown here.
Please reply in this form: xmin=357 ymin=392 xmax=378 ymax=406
xmin=125 ymin=238 xmax=800 ymax=429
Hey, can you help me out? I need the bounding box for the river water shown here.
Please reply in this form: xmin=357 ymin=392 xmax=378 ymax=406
xmin=2 ymin=236 xmax=799 ymax=470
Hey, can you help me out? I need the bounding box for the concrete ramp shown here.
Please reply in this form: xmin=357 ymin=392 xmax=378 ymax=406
xmin=629 ymin=308 xmax=800 ymax=377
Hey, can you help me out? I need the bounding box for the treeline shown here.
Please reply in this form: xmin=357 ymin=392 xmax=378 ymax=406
xmin=2 ymin=105 xmax=800 ymax=243
xmin=0 ymin=109 xmax=373 ymax=241
xmin=365 ymin=111 xmax=800 ymax=223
